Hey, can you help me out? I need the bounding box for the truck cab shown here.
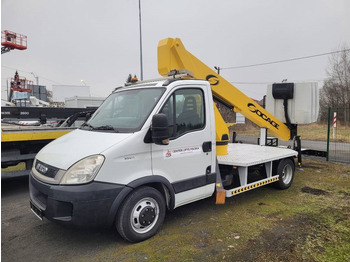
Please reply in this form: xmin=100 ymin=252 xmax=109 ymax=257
xmin=30 ymin=78 xmax=218 ymax=242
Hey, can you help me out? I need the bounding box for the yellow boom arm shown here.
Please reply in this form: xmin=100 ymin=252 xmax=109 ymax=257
xmin=157 ymin=38 xmax=291 ymax=155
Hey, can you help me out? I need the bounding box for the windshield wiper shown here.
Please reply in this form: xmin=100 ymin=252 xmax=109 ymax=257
xmin=93 ymin=125 xmax=116 ymax=130
xmin=81 ymin=123 xmax=118 ymax=132
xmin=80 ymin=122 xmax=95 ymax=130
xmin=93 ymin=125 xmax=120 ymax=132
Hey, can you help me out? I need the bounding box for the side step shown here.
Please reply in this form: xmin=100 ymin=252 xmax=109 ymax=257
xmin=225 ymin=175 xmax=279 ymax=197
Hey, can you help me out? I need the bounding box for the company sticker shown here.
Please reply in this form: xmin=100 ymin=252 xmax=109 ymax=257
xmin=164 ymin=146 xmax=201 ymax=159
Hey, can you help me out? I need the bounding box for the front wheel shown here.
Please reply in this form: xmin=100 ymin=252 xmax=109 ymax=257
xmin=116 ymin=186 xmax=166 ymax=242
xmin=274 ymin=158 xmax=295 ymax=189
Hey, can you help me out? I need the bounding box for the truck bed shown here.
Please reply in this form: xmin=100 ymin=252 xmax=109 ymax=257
xmin=217 ymin=143 xmax=297 ymax=167
xmin=217 ymin=143 xmax=297 ymax=198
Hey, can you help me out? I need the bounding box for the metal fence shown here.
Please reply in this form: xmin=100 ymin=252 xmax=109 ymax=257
xmin=232 ymin=106 xmax=350 ymax=164
xmin=326 ymin=107 xmax=350 ymax=163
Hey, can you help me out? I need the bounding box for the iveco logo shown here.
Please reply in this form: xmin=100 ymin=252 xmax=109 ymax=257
xmin=247 ymin=103 xmax=279 ymax=130
xmin=36 ymin=163 xmax=48 ymax=174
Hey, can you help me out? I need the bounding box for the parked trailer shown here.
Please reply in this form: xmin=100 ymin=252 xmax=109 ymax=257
xmin=1 ymin=107 xmax=95 ymax=178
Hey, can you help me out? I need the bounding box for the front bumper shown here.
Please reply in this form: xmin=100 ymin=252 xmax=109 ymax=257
xmin=29 ymin=171 xmax=125 ymax=227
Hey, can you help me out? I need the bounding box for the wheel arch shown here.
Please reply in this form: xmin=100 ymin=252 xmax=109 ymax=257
xmin=273 ymin=156 xmax=296 ymax=170
xmin=273 ymin=156 xmax=296 ymax=190
xmin=107 ymin=175 xmax=175 ymax=227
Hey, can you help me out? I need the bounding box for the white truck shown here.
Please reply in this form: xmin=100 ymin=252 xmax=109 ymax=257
xmin=29 ymin=38 xmax=318 ymax=242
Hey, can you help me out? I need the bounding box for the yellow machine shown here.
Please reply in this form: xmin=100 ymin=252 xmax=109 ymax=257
xmin=1 ymin=107 xmax=95 ymax=178
xmin=1 ymin=125 xmax=72 ymax=143
xmin=158 ymin=38 xmax=292 ymax=156
xmin=1 ymin=124 xmax=74 ymax=178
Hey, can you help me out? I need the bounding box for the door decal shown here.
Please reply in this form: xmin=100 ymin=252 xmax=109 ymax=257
xmin=164 ymin=146 xmax=201 ymax=159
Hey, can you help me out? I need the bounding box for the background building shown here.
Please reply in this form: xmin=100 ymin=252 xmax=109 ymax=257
xmin=52 ymin=85 xmax=90 ymax=102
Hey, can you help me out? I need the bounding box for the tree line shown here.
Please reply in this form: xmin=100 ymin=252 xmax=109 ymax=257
xmin=319 ymin=46 xmax=350 ymax=126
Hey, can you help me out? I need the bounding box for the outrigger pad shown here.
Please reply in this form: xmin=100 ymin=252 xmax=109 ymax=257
xmin=216 ymin=188 xmax=226 ymax=205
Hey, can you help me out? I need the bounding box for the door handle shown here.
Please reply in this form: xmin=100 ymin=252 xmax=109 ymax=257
xmin=202 ymin=141 xmax=212 ymax=152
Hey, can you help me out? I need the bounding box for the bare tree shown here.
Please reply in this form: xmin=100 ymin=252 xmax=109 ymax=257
xmin=319 ymin=45 xmax=350 ymax=125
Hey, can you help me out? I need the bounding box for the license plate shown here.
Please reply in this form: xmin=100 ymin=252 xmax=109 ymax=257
xmin=30 ymin=201 xmax=43 ymax=221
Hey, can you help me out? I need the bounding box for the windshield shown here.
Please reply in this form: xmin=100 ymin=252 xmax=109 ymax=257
xmin=82 ymin=88 xmax=165 ymax=132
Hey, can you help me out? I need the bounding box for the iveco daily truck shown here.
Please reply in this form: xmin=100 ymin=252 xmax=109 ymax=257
xmin=29 ymin=38 xmax=319 ymax=242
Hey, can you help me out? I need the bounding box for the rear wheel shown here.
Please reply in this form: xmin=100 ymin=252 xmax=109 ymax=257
xmin=274 ymin=158 xmax=295 ymax=189
xmin=116 ymin=186 xmax=166 ymax=242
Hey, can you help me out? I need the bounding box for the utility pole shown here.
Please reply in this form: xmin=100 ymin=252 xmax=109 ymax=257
xmin=214 ymin=66 xmax=220 ymax=75
xmin=139 ymin=0 xmax=144 ymax=80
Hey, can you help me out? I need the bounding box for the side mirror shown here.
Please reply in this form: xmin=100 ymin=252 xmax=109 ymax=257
xmin=152 ymin=113 xmax=169 ymax=145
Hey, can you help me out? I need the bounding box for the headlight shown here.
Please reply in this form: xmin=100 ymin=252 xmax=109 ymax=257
xmin=60 ymin=155 xmax=105 ymax=185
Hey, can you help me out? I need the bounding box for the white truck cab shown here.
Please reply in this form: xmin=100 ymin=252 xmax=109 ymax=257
xmin=30 ymin=78 xmax=222 ymax=242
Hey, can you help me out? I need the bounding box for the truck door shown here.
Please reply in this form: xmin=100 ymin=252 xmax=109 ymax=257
xmin=151 ymin=86 xmax=215 ymax=208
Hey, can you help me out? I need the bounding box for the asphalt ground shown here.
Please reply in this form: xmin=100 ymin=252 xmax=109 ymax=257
xmin=1 ymin=176 xmax=125 ymax=262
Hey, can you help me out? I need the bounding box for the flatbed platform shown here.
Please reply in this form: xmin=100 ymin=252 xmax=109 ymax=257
xmin=217 ymin=143 xmax=297 ymax=195
xmin=217 ymin=143 xmax=297 ymax=167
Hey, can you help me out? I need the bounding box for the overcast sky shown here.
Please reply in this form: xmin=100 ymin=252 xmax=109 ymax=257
xmin=2 ymin=0 xmax=350 ymax=101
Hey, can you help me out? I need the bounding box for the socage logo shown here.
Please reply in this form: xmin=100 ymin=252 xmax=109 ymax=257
xmin=36 ymin=163 xmax=48 ymax=174
xmin=206 ymin=75 xmax=219 ymax=86
xmin=247 ymin=103 xmax=279 ymax=130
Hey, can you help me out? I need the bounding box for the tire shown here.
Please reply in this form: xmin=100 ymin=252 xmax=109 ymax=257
xmin=274 ymin=158 xmax=295 ymax=189
xmin=116 ymin=186 xmax=166 ymax=243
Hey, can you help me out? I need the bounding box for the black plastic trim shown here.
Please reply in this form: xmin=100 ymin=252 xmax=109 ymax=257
xmin=127 ymin=175 xmax=176 ymax=211
xmin=216 ymin=141 xmax=229 ymax=146
xmin=29 ymin=172 xmax=125 ymax=228
xmin=202 ymin=141 xmax=212 ymax=152
xmin=172 ymin=173 xmax=216 ymax=194
xmin=35 ymin=159 xmax=59 ymax=178
xmin=207 ymin=173 xmax=216 ymax=184
xmin=221 ymin=134 xmax=229 ymax=141
xmin=106 ymin=186 xmax=133 ymax=226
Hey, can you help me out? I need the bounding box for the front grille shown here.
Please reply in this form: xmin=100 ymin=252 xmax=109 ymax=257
xmin=35 ymin=160 xmax=59 ymax=178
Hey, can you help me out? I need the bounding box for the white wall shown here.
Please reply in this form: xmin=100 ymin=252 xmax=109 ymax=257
xmin=52 ymin=85 xmax=90 ymax=102
xmin=65 ymin=96 xmax=105 ymax=108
